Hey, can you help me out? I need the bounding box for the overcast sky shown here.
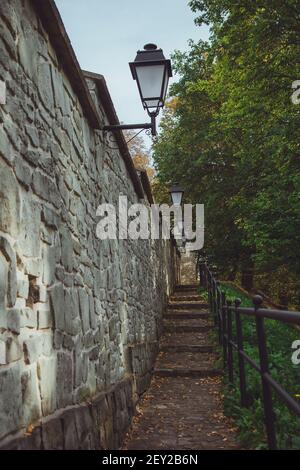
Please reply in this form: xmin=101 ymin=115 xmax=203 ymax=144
xmin=55 ymin=0 xmax=210 ymax=147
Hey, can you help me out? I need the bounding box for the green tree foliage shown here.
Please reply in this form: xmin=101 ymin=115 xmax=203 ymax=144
xmin=124 ymin=130 xmax=155 ymax=180
xmin=153 ymin=1 xmax=300 ymax=288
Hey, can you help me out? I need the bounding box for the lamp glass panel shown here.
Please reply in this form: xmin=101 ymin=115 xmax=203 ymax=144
xmin=162 ymin=69 xmax=169 ymax=103
xmin=171 ymin=191 xmax=183 ymax=205
xmin=144 ymin=99 xmax=160 ymax=108
xmin=135 ymin=64 xmax=165 ymax=101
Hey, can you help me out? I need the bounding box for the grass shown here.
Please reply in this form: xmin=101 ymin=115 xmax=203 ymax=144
xmin=197 ymin=285 xmax=208 ymax=301
xmin=216 ymin=283 xmax=300 ymax=449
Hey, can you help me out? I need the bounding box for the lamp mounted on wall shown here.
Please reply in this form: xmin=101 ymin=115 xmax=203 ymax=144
xmin=103 ymin=44 xmax=172 ymax=137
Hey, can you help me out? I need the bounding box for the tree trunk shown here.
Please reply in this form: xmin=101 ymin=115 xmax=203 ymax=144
xmin=241 ymin=269 xmax=254 ymax=291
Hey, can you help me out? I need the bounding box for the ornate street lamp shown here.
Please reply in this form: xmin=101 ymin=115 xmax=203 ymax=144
xmin=129 ymin=44 xmax=172 ymax=133
xmin=103 ymin=44 xmax=172 ymax=136
xmin=169 ymin=182 xmax=184 ymax=206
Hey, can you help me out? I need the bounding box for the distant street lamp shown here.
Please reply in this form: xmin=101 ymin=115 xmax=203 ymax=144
xmin=103 ymin=44 xmax=172 ymax=136
xmin=169 ymin=182 xmax=184 ymax=206
xmin=170 ymin=183 xmax=185 ymax=247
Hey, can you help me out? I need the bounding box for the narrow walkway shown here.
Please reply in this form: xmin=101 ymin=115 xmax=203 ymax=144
xmin=123 ymin=285 xmax=240 ymax=450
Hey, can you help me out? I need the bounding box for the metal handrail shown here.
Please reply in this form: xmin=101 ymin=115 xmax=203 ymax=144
xmin=198 ymin=260 xmax=300 ymax=450
xmin=228 ymin=306 xmax=300 ymax=324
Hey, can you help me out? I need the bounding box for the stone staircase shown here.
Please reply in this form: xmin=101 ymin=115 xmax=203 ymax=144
xmin=154 ymin=284 xmax=222 ymax=378
xmin=123 ymin=284 xmax=240 ymax=450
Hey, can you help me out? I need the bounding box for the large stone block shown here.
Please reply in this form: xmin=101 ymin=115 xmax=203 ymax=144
xmin=23 ymin=333 xmax=52 ymax=364
xmin=25 ymin=125 xmax=39 ymax=148
xmin=41 ymin=207 xmax=59 ymax=230
xmin=64 ymin=288 xmax=81 ymax=336
xmin=36 ymin=285 xmax=47 ymax=303
xmin=37 ymin=308 xmax=52 ymax=330
xmin=74 ymin=407 xmax=95 ymax=450
xmin=18 ymin=197 xmax=40 ymax=258
xmin=1 ymin=16 xmax=17 ymax=61
xmin=0 ymin=235 xmax=17 ymax=309
xmin=37 ymin=62 xmax=55 ymax=115
xmin=52 ymin=67 xmax=71 ymax=116
xmin=32 ymin=171 xmax=60 ymax=208
xmin=0 ymin=2 xmax=19 ymax=44
xmin=56 ymin=351 xmax=73 ymax=409
xmin=93 ymin=324 xmax=104 ymax=346
xmin=62 ymin=334 xmax=75 ymax=351
xmin=20 ymin=307 xmax=36 ymax=329
xmin=16 ymin=271 xmax=29 ymax=299
xmin=78 ymin=288 xmax=90 ymax=333
xmin=23 ymin=149 xmax=40 ymax=167
xmin=53 ymin=329 xmax=63 ymax=350
xmin=74 ymin=349 xmax=88 ymax=388
xmin=37 ymin=356 xmax=57 ymax=416
xmin=89 ymin=294 xmax=96 ymax=329
xmin=60 ymin=229 xmax=73 ymax=272
xmin=6 ymin=336 xmax=22 ymax=363
xmin=0 ymin=126 xmax=14 ymax=166
xmin=0 ymin=337 xmax=6 ymax=365
xmin=42 ymin=417 xmax=64 ymax=450
xmin=22 ymin=257 xmax=42 ymax=277
xmin=21 ymin=364 xmax=42 ymax=426
xmin=83 ymin=329 xmax=94 ymax=349
xmin=108 ymin=317 xmax=118 ymax=341
xmin=0 ymin=158 xmax=20 ymax=238
xmin=42 ymin=244 xmax=57 ymax=286
xmin=0 ymin=362 xmax=22 ymax=440
xmin=7 ymin=308 xmax=20 ymax=334
xmin=49 ymin=283 xmax=65 ymax=330
xmin=62 ymin=410 xmax=79 ymax=449
xmin=18 ymin=22 xmax=38 ymax=80
xmin=14 ymin=155 xmax=32 ymax=189
xmin=0 ymin=254 xmax=8 ymax=328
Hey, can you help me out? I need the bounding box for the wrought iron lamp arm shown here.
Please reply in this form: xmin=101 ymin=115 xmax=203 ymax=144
xmin=103 ymin=113 xmax=157 ymax=136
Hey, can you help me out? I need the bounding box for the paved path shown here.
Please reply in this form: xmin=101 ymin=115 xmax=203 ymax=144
xmin=123 ymin=285 xmax=240 ymax=450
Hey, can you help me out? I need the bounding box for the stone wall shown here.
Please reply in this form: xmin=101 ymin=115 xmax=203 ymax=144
xmin=0 ymin=0 xmax=179 ymax=449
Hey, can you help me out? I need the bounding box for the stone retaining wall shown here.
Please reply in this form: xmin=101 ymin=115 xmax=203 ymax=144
xmin=0 ymin=376 xmax=134 ymax=450
xmin=0 ymin=0 xmax=179 ymax=449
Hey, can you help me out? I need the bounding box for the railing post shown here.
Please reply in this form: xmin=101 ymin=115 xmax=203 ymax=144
xmin=203 ymin=263 xmax=208 ymax=289
xmin=199 ymin=262 xmax=205 ymax=287
xmin=227 ymin=300 xmax=234 ymax=383
xmin=208 ymin=270 xmax=213 ymax=313
xmin=216 ymin=282 xmax=222 ymax=345
xmin=254 ymin=295 xmax=277 ymax=450
xmin=212 ymin=279 xmax=218 ymax=326
xmin=235 ymin=298 xmax=248 ymax=407
xmin=221 ymin=292 xmax=227 ymax=368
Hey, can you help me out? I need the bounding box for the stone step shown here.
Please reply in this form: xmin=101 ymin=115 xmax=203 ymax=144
xmin=173 ymin=292 xmax=199 ymax=298
xmin=174 ymin=290 xmax=198 ymax=295
xmin=160 ymin=344 xmax=214 ymax=353
xmin=161 ymin=331 xmax=212 ymax=347
xmin=163 ymin=324 xmax=213 ymax=333
xmin=156 ymin=350 xmax=217 ymax=369
xmin=175 ymin=284 xmax=199 ymax=291
xmin=165 ymin=311 xmax=210 ymax=320
xmin=170 ymin=295 xmax=202 ymax=302
xmin=164 ymin=317 xmax=212 ymax=327
xmin=168 ymin=302 xmax=209 ymax=310
xmin=153 ymin=368 xmax=223 ymax=378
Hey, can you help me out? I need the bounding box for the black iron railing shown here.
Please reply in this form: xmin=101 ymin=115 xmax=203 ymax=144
xmin=197 ymin=260 xmax=300 ymax=450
